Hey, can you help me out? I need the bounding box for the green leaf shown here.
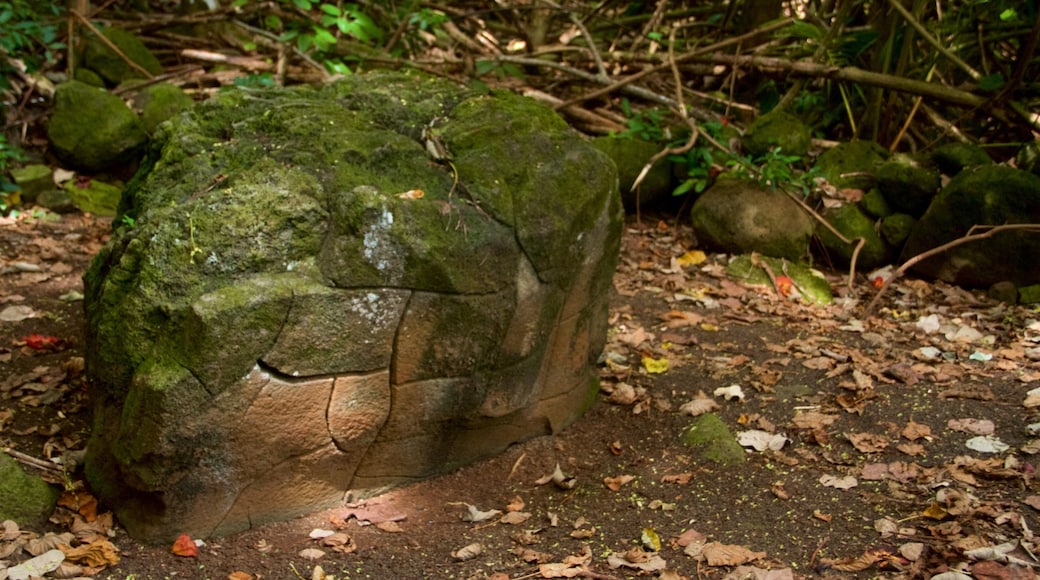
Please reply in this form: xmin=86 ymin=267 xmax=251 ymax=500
xmin=978 ymin=73 xmax=1005 ymax=92
xmin=312 ymin=27 xmax=336 ymax=51
xmin=673 ymin=180 xmax=696 ymax=196
xmin=292 ymin=0 xmax=312 ymax=9
xmin=319 ymin=3 xmax=340 ymax=16
xmin=1000 ymin=8 xmax=1018 ymax=21
xmin=474 ymin=60 xmax=495 ymax=75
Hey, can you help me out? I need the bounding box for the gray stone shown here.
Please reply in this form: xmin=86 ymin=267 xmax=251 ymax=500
xmin=901 ymin=165 xmax=1040 ymax=287
xmin=691 ymin=177 xmax=813 ymax=260
xmin=83 ymin=72 xmax=622 ymax=542
xmin=47 ymin=81 xmax=148 ymax=172
xmin=742 ymin=109 xmax=812 ymax=158
xmin=0 ymin=453 xmax=58 ymax=528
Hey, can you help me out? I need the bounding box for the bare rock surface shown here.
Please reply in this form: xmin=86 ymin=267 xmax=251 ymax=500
xmin=82 ymin=71 xmax=621 ymax=542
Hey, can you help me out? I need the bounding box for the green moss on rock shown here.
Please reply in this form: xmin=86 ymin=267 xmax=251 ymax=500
xmin=681 ymin=413 xmax=746 ymax=465
xmin=47 ymin=81 xmax=148 ymax=172
xmin=0 ymin=454 xmax=58 ymax=528
xmin=742 ymin=110 xmax=812 ymax=158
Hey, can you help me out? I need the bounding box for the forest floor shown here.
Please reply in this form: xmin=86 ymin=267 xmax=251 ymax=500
xmin=2 ymin=210 xmax=1040 ymax=580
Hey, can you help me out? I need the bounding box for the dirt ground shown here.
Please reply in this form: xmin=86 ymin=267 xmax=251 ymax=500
xmin=2 ymin=209 xmax=1040 ymax=580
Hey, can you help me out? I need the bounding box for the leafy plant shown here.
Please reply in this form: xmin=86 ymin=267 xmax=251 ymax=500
xmin=474 ymin=60 xmax=525 ymax=80
xmin=618 ymin=99 xmax=665 ymax=141
xmin=0 ymin=134 xmax=27 ymax=213
xmin=0 ymin=0 xmax=64 ymax=91
xmin=726 ymin=147 xmax=819 ymax=193
xmin=670 ymin=120 xmax=728 ymax=196
xmin=233 ymin=0 xmax=382 ymax=74
xmin=233 ymin=72 xmax=277 ymax=88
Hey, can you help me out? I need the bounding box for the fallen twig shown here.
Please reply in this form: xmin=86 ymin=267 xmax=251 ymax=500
xmin=4 ymin=447 xmax=62 ymax=474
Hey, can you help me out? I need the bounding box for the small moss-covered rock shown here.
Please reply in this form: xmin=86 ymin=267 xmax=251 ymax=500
xmin=66 ymin=179 xmax=122 ymax=216
xmin=36 ymin=188 xmax=76 ymax=213
xmin=0 ymin=453 xmax=58 ymax=528
xmin=691 ymin=177 xmax=813 ymax=260
xmin=742 ymin=110 xmax=812 ymax=158
xmin=815 ymin=140 xmax=888 ymax=190
xmin=1020 ymin=284 xmax=1040 ymax=304
xmin=988 ymin=281 xmax=1018 ymax=304
xmin=591 ymin=136 xmax=672 ymax=209
xmin=135 ymin=83 xmax=195 ymax=133
xmin=726 ymin=254 xmax=832 ymax=305
xmin=73 ymin=67 xmax=105 ymax=87
xmin=931 ymin=142 xmax=991 ymax=175
xmin=47 ymin=81 xmax=148 ymax=172
xmin=817 ymin=203 xmax=890 ymax=269
xmin=860 ymin=188 xmax=892 ymax=219
xmin=879 ymin=213 xmax=915 ymax=247
xmin=681 ymin=413 xmax=746 ymax=465
xmin=876 ymin=154 xmax=941 ymax=217
xmin=81 ymin=27 xmax=163 ymax=84
xmin=901 ymin=165 xmax=1040 ymax=287
xmin=10 ymin=165 xmax=53 ymax=202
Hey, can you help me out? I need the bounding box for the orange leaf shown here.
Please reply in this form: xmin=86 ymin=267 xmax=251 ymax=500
xmin=775 ymin=276 xmax=793 ymax=297
xmin=172 ymin=533 xmax=199 ymax=557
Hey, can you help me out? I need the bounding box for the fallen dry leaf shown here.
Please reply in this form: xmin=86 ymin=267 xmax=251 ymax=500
xmin=451 ymin=542 xmax=483 ymax=561
xmin=821 ymin=549 xmax=886 ymax=571
xmin=847 ymin=432 xmax=890 ymax=453
xmin=170 ymin=534 xmax=198 ymax=558
xmin=603 ymin=474 xmax=635 ymax=491
xmin=662 ymin=472 xmax=694 ymax=485
xmin=62 ymin=539 xmax=120 ymax=567
xmin=947 ymin=418 xmax=995 ymax=435
xmin=699 ymin=542 xmax=766 ymax=566
xmin=506 ymin=495 xmax=525 ymax=512
xmin=901 ymin=420 xmax=932 ymax=441
xmin=461 ymin=503 xmax=502 ymax=522
xmin=500 ymin=511 xmax=532 ymax=525
xmin=375 ymin=521 xmax=404 ymax=533
xmin=819 ymin=474 xmax=858 ymax=490
xmin=298 ymin=547 xmax=325 ymax=560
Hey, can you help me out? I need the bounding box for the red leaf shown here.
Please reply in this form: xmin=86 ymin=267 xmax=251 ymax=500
xmin=23 ymin=334 xmax=61 ymax=350
xmin=172 ymin=534 xmax=199 ymax=557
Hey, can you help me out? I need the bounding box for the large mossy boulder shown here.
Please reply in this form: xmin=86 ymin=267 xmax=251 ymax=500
xmin=47 ymin=81 xmax=148 ymax=172
xmin=691 ymin=177 xmax=813 ymax=260
xmin=901 ymin=165 xmax=1040 ymax=287
xmin=83 ymin=72 xmax=622 ymax=542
